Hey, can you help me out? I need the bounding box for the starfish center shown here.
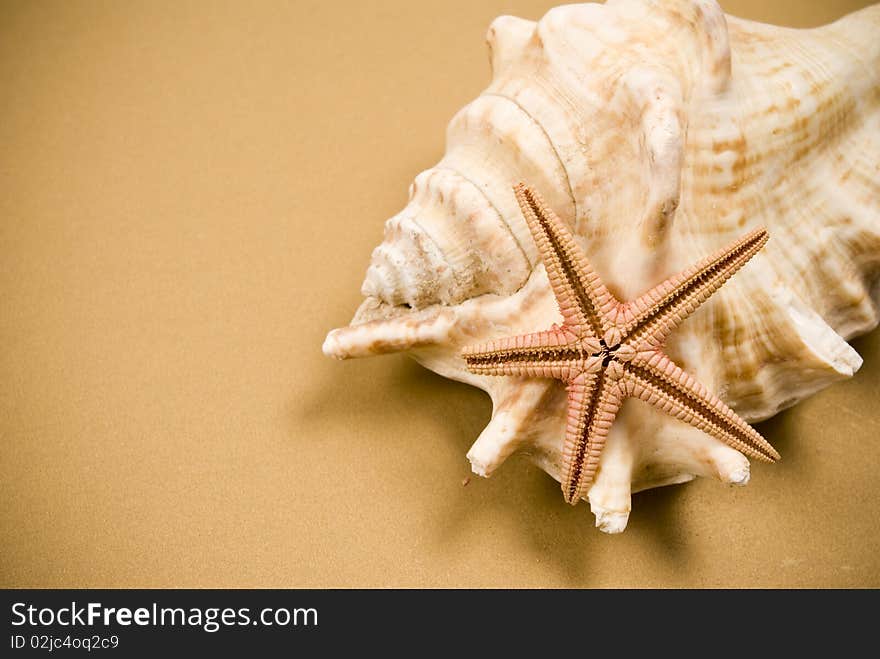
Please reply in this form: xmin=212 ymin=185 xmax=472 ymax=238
xmin=596 ymin=339 xmax=618 ymax=368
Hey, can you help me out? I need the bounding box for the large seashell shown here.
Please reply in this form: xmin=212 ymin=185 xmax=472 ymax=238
xmin=323 ymin=0 xmax=880 ymax=533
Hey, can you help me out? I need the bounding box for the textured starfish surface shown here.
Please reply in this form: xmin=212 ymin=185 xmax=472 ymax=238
xmin=462 ymin=184 xmax=780 ymax=505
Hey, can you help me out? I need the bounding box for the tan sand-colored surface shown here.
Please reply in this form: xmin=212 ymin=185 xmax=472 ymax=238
xmin=2 ymin=0 xmax=878 ymax=587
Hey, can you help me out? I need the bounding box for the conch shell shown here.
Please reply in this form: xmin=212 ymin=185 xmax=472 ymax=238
xmin=323 ymin=0 xmax=880 ymax=533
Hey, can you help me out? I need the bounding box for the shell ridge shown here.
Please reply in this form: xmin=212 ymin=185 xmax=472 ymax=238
xmin=431 ymin=164 xmax=532 ymax=269
xmin=405 ymin=211 xmax=469 ymax=298
xmin=482 ymin=91 xmax=578 ymax=227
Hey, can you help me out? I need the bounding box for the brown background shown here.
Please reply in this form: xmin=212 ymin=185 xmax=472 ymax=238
xmin=2 ymin=0 xmax=878 ymax=588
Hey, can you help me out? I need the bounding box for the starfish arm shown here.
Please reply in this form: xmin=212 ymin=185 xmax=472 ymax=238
xmin=561 ymin=371 xmax=624 ymax=504
xmin=462 ymin=329 xmax=600 ymax=380
xmin=620 ymin=228 xmax=768 ymax=347
xmin=514 ymin=184 xmax=617 ymax=338
xmin=622 ymin=352 xmax=780 ymax=462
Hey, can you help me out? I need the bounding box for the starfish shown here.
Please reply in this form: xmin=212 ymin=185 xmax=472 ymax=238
xmin=461 ymin=184 xmax=780 ymax=505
